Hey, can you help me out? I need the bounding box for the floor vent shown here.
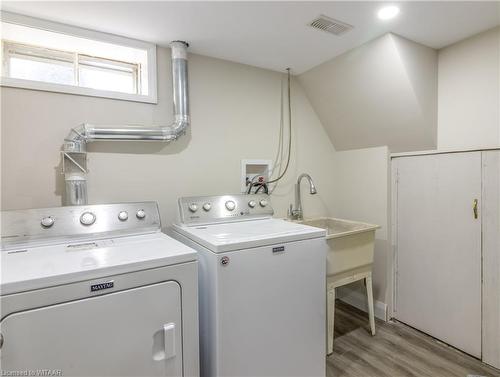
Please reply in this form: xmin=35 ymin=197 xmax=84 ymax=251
xmin=308 ymin=15 xmax=353 ymax=36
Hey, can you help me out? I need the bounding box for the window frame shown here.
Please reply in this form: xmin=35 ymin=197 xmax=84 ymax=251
xmin=0 ymin=11 xmax=157 ymax=103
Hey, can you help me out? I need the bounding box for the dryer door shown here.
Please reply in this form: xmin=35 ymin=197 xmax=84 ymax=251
xmin=0 ymin=281 xmax=182 ymax=376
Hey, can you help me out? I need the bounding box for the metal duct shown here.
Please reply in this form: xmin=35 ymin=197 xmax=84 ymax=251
xmin=62 ymin=41 xmax=189 ymax=206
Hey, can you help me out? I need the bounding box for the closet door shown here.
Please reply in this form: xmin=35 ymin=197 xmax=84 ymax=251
xmin=482 ymin=151 xmax=500 ymax=369
xmin=394 ymin=152 xmax=482 ymax=357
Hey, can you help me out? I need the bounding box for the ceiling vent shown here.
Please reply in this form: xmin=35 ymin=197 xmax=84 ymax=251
xmin=308 ymin=15 xmax=353 ymax=36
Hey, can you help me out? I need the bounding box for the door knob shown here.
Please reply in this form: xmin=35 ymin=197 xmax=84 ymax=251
xmin=473 ymin=199 xmax=478 ymax=219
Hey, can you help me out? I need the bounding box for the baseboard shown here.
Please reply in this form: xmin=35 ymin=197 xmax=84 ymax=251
xmin=338 ymin=288 xmax=388 ymax=321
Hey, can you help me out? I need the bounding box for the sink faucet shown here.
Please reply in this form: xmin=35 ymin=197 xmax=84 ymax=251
xmin=288 ymin=173 xmax=317 ymax=220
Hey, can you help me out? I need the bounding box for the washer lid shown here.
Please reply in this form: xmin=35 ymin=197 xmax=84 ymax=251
xmin=1 ymin=232 xmax=197 ymax=295
xmin=172 ymin=218 xmax=326 ymax=253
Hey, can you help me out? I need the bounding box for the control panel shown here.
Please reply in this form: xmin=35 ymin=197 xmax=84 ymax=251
xmin=1 ymin=202 xmax=161 ymax=250
xmin=178 ymin=194 xmax=274 ymax=225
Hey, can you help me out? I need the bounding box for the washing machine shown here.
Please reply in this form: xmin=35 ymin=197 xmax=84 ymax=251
xmin=0 ymin=202 xmax=199 ymax=377
xmin=171 ymin=194 xmax=327 ymax=377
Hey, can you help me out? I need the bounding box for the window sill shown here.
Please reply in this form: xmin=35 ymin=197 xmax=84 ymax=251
xmin=0 ymin=76 xmax=158 ymax=104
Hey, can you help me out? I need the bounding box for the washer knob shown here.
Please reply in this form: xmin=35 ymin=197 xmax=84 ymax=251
xmin=80 ymin=212 xmax=96 ymax=226
xmin=188 ymin=203 xmax=198 ymax=213
xmin=225 ymin=200 xmax=236 ymax=211
xmin=259 ymin=199 xmax=268 ymax=207
xmin=203 ymin=203 xmax=212 ymax=211
xmin=136 ymin=209 xmax=146 ymax=219
xmin=118 ymin=211 xmax=128 ymax=221
xmin=41 ymin=216 xmax=55 ymax=228
xmin=248 ymin=200 xmax=257 ymax=208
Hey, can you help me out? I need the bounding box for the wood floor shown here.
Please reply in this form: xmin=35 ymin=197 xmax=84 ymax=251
xmin=327 ymin=301 xmax=500 ymax=377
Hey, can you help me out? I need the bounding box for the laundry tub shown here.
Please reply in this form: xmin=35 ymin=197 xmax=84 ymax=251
xmin=299 ymin=217 xmax=380 ymax=354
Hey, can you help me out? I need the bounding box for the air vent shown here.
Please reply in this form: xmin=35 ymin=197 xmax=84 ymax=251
xmin=308 ymin=15 xmax=353 ymax=36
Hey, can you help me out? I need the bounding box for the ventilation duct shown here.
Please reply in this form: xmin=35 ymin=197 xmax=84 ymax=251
xmin=62 ymin=40 xmax=189 ymax=206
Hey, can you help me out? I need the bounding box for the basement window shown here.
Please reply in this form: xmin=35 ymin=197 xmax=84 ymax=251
xmin=0 ymin=12 xmax=157 ymax=103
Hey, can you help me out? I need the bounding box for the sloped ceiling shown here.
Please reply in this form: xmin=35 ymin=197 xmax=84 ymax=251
xmin=298 ymin=33 xmax=438 ymax=152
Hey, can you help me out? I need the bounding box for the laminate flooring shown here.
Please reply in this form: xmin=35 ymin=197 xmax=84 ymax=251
xmin=327 ymin=301 xmax=500 ymax=377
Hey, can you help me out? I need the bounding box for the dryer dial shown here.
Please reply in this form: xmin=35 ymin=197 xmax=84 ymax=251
xmin=225 ymin=200 xmax=236 ymax=211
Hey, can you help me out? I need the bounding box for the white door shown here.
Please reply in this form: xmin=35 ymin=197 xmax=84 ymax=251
xmin=0 ymin=281 xmax=183 ymax=376
xmin=482 ymin=151 xmax=500 ymax=369
xmin=216 ymin=238 xmax=326 ymax=377
xmin=394 ymin=152 xmax=482 ymax=357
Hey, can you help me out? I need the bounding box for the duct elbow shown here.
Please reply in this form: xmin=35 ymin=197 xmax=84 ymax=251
xmin=64 ymin=123 xmax=88 ymax=152
xmin=159 ymin=116 xmax=189 ymax=141
xmin=170 ymin=116 xmax=190 ymax=139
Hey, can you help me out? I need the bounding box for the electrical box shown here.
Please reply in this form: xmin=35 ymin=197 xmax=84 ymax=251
xmin=241 ymin=159 xmax=272 ymax=193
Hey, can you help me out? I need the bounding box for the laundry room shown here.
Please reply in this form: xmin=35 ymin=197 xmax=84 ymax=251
xmin=0 ymin=2 xmax=499 ymax=377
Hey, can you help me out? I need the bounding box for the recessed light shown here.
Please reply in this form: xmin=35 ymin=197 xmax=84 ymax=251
xmin=377 ymin=6 xmax=400 ymax=20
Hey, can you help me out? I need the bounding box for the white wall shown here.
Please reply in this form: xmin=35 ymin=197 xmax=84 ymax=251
xmin=295 ymin=32 xmax=439 ymax=317
xmin=318 ymin=27 xmax=500 ymax=318
xmin=1 ymin=47 xmax=337 ymax=226
xmin=298 ymin=33 xmax=438 ymax=152
xmin=331 ymin=146 xmax=390 ymax=310
xmin=438 ymin=26 xmax=500 ymax=150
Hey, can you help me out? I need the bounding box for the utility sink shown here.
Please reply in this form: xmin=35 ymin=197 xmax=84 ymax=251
xmin=294 ymin=217 xmax=380 ymax=352
xmin=299 ymin=218 xmax=380 ymax=277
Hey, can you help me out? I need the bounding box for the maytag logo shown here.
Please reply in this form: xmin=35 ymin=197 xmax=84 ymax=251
xmin=91 ymin=281 xmax=114 ymax=292
xmin=272 ymin=246 xmax=285 ymax=253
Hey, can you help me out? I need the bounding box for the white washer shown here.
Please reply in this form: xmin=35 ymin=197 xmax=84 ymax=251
xmin=171 ymin=194 xmax=327 ymax=377
xmin=0 ymin=202 xmax=199 ymax=377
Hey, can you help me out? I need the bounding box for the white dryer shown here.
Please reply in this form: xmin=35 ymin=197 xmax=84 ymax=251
xmin=0 ymin=202 xmax=199 ymax=377
xmin=171 ymin=194 xmax=327 ymax=377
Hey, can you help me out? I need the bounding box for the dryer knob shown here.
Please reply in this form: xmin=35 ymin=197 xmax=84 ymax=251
xmin=118 ymin=211 xmax=129 ymax=221
xmin=203 ymin=203 xmax=212 ymax=211
xmin=80 ymin=212 xmax=96 ymax=226
xmin=248 ymin=200 xmax=257 ymax=208
xmin=225 ymin=200 xmax=236 ymax=211
xmin=188 ymin=203 xmax=198 ymax=213
xmin=41 ymin=216 xmax=55 ymax=228
xmin=259 ymin=199 xmax=268 ymax=207
xmin=136 ymin=209 xmax=146 ymax=219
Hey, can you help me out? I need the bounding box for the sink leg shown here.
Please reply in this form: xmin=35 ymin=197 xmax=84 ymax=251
xmin=327 ymin=284 xmax=335 ymax=355
xmin=366 ymin=274 xmax=376 ymax=336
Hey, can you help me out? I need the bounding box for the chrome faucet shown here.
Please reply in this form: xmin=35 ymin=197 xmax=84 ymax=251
xmin=288 ymin=173 xmax=317 ymax=220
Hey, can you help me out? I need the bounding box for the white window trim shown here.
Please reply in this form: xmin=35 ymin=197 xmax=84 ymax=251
xmin=0 ymin=11 xmax=158 ymax=103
